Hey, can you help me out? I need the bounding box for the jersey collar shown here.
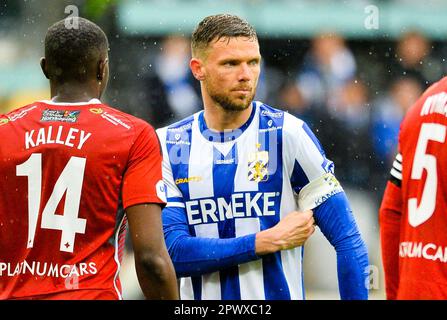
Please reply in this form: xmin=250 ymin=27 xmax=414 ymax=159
xmin=198 ymin=101 xmax=257 ymax=143
xmin=39 ymin=98 xmax=102 ymax=106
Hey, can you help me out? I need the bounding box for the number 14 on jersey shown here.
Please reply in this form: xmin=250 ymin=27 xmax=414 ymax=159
xmin=16 ymin=153 xmax=87 ymax=253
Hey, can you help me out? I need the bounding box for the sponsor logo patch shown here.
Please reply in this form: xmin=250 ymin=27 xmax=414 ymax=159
xmin=41 ymin=109 xmax=80 ymax=123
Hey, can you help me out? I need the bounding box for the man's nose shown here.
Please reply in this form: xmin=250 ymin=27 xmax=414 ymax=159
xmin=238 ymin=63 xmax=252 ymax=81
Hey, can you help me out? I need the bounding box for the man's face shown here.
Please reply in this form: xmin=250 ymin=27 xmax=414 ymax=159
xmin=201 ymin=36 xmax=261 ymax=111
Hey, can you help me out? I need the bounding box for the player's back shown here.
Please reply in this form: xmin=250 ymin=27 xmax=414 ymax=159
xmin=0 ymin=99 xmax=148 ymax=299
xmin=397 ymin=76 xmax=447 ymax=298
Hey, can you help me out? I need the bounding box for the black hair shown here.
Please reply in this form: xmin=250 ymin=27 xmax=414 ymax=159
xmin=44 ymin=17 xmax=108 ymax=83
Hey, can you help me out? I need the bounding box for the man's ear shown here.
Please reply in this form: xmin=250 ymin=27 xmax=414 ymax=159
xmin=40 ymin=57 xmax=50 ymax=79
xmin=97 ymin=58 xmax=108 ymax=81
xmin=190 ymin=58 xmax=205 ymax=81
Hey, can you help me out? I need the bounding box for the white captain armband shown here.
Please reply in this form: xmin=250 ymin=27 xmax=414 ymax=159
xmin=297 ymin=173 xmax=344 ymax=210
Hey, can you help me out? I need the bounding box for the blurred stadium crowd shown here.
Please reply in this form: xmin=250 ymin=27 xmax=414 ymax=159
xmin=1 ymin=0 xmax=447 ymax=299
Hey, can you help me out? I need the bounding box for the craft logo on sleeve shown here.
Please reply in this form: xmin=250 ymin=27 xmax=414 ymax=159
xmin=41 ymin=109 xmax=81 ymax=123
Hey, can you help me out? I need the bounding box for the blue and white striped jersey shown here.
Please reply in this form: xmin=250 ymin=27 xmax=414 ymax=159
xmin=157 ymin=101 xmax=345 ymax=300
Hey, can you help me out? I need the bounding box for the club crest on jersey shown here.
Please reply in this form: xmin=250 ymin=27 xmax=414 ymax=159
xmin=89 ymin=107 xmax=103 ymax=114
xmin=41 ymin=109 xmax=80 ymax=123
xmin=248 ymin=150 xmax=269 ymax=182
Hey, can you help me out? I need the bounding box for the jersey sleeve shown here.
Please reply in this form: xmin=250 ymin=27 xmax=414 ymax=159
xmin=156 ymin=127 xmax=185 ymax=208
xmin=287 ymin=119 xmax=343 ymax=210
xmin=122 ymin=122 xmax=166 ymax=209
xmin=379 ymin=152 xmax=403 ymax=300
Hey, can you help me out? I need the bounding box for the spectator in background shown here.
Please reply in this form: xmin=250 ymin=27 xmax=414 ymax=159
xmin=371 ymin=77 xmax=423 ymax=172
xmin=328 ymin=79 xmax=376 ymax=189
xmin=389 ymin=31 xmax=444 ymax=89
xmin=280 ymin=76 xmax=376 ymax=189
xmin=277 ymin=80 xmax=315 ymax=125
xmin=143 ymin=35 xmax=201 ymax=128
xmin=295 ymin=32 xmax=356 ymax=113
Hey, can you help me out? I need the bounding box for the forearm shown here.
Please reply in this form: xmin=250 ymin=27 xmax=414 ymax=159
xmin=314 ymin=192 xmax=369 ymax=300
xmin=135 ymin=252 xmax=179 ymax=300
xmin=166 ymin=231 xmax=258 ymax=277
xmin=335 ymin=239 xmax=369 ymax=300
xmin=163 ymin=206 xmax=259 ymax=277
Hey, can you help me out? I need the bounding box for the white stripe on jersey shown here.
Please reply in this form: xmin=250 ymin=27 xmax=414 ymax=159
xmin=195 ymin=224 xmax=221 ymax=300
xmin=390 ymin=153 xmax=403 ymax=181
xmin=390 ymin=168 xmax=403 ymax=181
xmin=112 ymin=216 xmax=125 ymax=300
xmin=166 ymin=202 xmax=185 ymax=208
xmin=157 ymin=126 xmax=184 ymax=200
xmin=179 ymin=277 xmax=194 ymax=300
xmin=234 ymin=117 xmax=260 ymax=193
xmin=393 ymin=160 xmax=402 ymax=172
xmin=189 ymin=118 xmax=215 ymax=199
xmin=295 ymin=125 xmax=325 ymax=181
xmin=235 ymin=218 xmax=265 ymax=300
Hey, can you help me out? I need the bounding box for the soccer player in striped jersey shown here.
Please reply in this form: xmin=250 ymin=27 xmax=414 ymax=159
xmin=380 ymin=77 xmax=447 ymax=299
xmin=0 ymin=18 xmax=178 ymax=300
xmin=157 ymin=14 xmax=369 ymax=300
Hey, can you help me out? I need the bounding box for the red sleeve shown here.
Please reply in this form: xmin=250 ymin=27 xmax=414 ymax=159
xmin=122 ymin=122 xmax=166 ymax=209
xmin=379 ymin=180 xmax=402 ymax=300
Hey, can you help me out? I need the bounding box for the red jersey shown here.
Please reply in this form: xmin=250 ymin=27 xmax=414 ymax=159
xmin=380 ymin=77 xmax=447 ymax=299
xmin=0 ymin=99 xmax=165 ymax=300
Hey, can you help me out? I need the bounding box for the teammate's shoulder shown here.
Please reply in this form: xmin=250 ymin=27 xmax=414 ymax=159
xmin=427 ymin=76 xmax=447 ymax=94
xmin=0 ymin=101 xmax=42 ymax=127
xmin=0 ymin=113 xmax=8 ymax=127
xmin=94 ymin=103 xmax=154 ymax=132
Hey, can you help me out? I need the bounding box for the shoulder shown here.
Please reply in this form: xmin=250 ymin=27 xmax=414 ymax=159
xmin=0 ymin=102 xmax=43 ymax=132
xmin=99 ymin=104 xmax=152 ymax=130
xmin=156 ymin=112 xmax=197 ymax=142
xmin=256 ymin=102 xmax=308 ymax=141
xmin=3 ymin=101 xmax=41 ymax=120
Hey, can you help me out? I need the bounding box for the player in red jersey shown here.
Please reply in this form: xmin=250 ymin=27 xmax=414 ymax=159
xmin=380 ymin=76 xmax=447 ymax=299
xmin=0 ymin=18 xmax=178 ymax=300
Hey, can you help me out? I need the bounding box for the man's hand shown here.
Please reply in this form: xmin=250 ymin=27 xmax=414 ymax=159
xmin=255 ymin=210 xmax=315 ymax=255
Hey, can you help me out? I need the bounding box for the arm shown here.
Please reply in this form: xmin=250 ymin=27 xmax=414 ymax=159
xmin=126 ymin=203 xmax=179 ymax=299
xmin=122 ymin=123 xmax=178 ymax=299
xmin=289 ymin=120 xmax=368 ymax=299
xmin=379 ymin=156 xmax=403 ymax=300
xmin=313 ymin=192 xmax=369 ymax=300
xmin=163 ymin=206 xmax=257 ymax=277
xmin=163 ymin=206 xmax=315 ymax=277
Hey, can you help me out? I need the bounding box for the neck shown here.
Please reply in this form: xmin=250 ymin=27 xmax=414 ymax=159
xmin=50 ymin=81 xmax=100 ymax=103
xmin=202 ymin=92 xmax=253 ymax=132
